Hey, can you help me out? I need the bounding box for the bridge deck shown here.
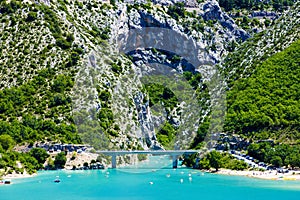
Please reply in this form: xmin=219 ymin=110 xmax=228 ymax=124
xmin=95 ymin=150 xmax=198 ymax=168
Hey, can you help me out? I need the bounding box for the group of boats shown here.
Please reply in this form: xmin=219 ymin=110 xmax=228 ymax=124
xmin=1 ymin=177 xmax=60 ymax=184
xmin=1 ymin=177 xmax=61 ymax=185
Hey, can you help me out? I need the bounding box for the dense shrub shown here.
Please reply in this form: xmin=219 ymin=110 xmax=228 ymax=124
xmin=54 ymin=152 xmax=67 ymax=169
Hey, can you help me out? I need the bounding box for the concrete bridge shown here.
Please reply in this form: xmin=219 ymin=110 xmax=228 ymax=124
xmin=96 ymin=150 xmax=198 ymax=168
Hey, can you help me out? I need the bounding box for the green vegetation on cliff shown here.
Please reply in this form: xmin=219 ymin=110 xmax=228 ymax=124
xmin=0 ymin=0 xmax=110 ymax=176
xmin=247 ymin=142 xmax=300 ymax=168
xmin=0 ymin=145 xmax=49 ymax=175
xmin=225 ymin=39 xmax=300 ymax=142
xmin=183 ymin=151 xmax=248 ymax=171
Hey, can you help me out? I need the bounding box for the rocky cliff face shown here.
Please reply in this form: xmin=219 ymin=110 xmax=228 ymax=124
xmin=0 ymin=0 xmax=298 ymax=153
xmin=202 ymin=1 xmax=250 ymax=41
xmin=95 ymin=0 xmax=250 ymax=150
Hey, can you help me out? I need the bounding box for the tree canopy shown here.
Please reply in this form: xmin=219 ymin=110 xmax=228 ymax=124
xmin=0 ymin=134 xmax=15 ymax=151
xmin=225 ymin=40 xmax=300 ymax=142
xmin=54 ymin=152 xmax=67 ymax=169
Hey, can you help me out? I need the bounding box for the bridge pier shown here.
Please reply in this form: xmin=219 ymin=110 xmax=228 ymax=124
xmin=111 ymin=154 xmax=117 ymax=169
xmin=172 ymin=155 xmax=178 ymax=168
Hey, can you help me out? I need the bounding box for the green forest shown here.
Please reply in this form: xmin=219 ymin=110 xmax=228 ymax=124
xmin=225 ymin=39 xmax=300 ymax=142
xmin=0 ymin=0 xmax=84 ymax=175
xmin=223 ymin=39 xmax=300 ymax=168
xmin=183 ymin=151 xmax=248 ymax=171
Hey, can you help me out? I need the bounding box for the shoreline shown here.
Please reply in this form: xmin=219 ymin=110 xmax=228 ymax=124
xmin=214 ymin=169 xmax=300 ymax=181
xmin=2 ymin=155 xmax=300 ymax=182
xmin=0 ymin=153 xmax=150 ymax=181
xmin=3 ymin=168 xmax=300 ymax=182
xmin=1 ymin=172 xmax=37 ymax=181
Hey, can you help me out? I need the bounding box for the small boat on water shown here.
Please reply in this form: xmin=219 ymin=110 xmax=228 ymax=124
xmin=54 ymin=179 xmax=60 ymax=183
xmin=54 ymin=176 xmax=60 ymax=183
xmin=0 ymin=179 xmax=11 ymax=184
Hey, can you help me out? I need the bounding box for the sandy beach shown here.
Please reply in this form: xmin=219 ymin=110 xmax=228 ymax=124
xmin=215 ymin=169 xmax=300 ymax=180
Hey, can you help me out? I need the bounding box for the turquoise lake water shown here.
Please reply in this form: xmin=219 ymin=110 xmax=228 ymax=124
xmin=1 ymin=156 xmax=300 ymax=200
